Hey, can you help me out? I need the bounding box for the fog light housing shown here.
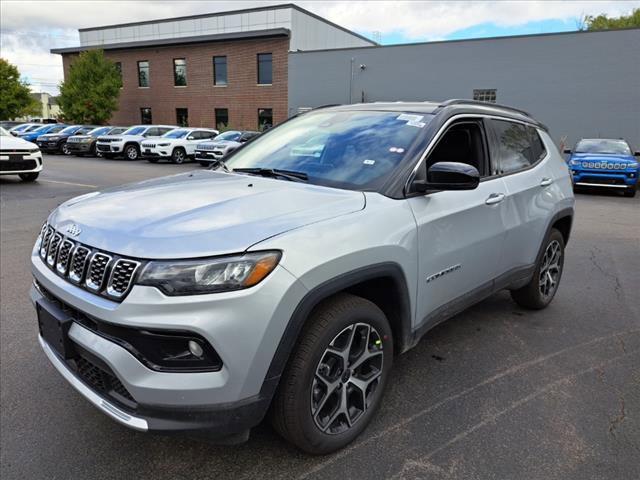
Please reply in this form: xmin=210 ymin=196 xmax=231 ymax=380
xmin=188 ymin=340 xmax=204 ymax=357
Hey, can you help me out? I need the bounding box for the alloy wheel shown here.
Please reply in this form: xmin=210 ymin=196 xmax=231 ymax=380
xmin=62 ymin=143 xmax=70 ymax=155
xmin=311 ymin=323 xmax=384 ymax=435
xmin=539 ymin=239 xmax=562 ymax=298
xmin=126 ymin=146 xmax=138 ymax=160
xmin=174 ymin=150 xmax=185 ymax=164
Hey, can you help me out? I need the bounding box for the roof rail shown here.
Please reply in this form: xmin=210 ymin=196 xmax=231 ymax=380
xmin=438 ymin=99 xmax=532 ymax=118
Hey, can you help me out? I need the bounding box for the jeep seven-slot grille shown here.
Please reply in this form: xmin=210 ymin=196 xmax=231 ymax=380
xmin=38 ymin=224 xmax=142 ymax=301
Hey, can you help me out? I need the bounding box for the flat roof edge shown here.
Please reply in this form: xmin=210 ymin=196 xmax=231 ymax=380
xmin=51 ymin=28 xmax=291 ymax=54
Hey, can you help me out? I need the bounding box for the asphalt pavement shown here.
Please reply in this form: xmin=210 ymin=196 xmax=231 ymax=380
xmin=1 ymin=154 xmax=639 ymax=480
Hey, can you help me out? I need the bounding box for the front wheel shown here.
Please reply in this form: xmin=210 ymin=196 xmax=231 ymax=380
xmin=270 ymin=293 xmax=393 ymax=454
xmin=624 ymin=187 xmax=636 ymax=198
xmin=61 ymin=143 xmax=71 ymax=155
xmin=19 ymin=172 xmax=39 ymax=182
xmin=171 ymin=148 xmax=187 ymax=164
xmin=124 ymin=144 xmax=139 ymax=161
xmin=511 ymin=228 xmax=565 ymax=309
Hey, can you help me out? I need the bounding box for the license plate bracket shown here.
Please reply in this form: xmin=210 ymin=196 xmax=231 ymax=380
xmin=37 ymin=300 xmax=77 ymax=359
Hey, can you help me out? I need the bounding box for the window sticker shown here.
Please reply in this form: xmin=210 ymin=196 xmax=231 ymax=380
xmin=363 ymin=159 xmax=376 ymax=165
xmin=396 ymin=113 xmax=426 ymax=128
xmin=389 ymin=147 xmax=405 ymax=153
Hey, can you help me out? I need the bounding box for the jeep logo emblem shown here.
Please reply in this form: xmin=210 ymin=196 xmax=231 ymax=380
xmin=66 ymin=224 xmax=81 ymax=237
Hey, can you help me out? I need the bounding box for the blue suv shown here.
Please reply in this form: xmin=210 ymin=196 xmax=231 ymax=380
xmin=19 ymin=124 xmax=67 ymax=143
xmin=565 ymin=138 xmax=639 ymax=197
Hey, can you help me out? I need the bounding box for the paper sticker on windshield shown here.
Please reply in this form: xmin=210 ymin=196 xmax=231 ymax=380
xmin=363 ymin=159 xmax=376 ymax=165
xmin=397 ymin=114 xmax=426 ymax=128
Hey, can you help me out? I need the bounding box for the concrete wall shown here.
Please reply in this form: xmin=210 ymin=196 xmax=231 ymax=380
xmin=288 ymin=29 xmax=640 ymax=148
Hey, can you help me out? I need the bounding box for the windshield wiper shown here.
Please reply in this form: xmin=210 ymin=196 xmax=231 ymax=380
xmin=232 ymin=167 xmax=308 ymax=182
xmin=207 ymin=159 xmax=230 ymax=172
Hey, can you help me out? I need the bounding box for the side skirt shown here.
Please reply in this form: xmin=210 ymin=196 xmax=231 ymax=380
xmin=408 ymin=264 xmax=535 ymax=349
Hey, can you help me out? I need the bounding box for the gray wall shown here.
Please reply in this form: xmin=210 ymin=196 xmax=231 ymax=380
xmin=288 ymin=29 xmax=640 ymax=148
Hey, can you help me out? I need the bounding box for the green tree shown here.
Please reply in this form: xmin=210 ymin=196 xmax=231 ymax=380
xmin=582 ymin=8 xmax=640 ymax=30
xmin=0 ymin=58 xmax=40 ymax=120
xmin=58 ymin=49 xmax=122 ymax=124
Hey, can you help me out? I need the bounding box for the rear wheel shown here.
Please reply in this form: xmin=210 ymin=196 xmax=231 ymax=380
xmin=171 ymin=148 xmax=187 ymax=164
xmin=511 ymin=228 xmax=565 ymax=309
xmin=124 ymin=144 xmax=139 ymax=161
xmin=271 ymin=293 xmax=393 ymax=454
xmin=19 ymin=172 xmax=39 ymax=182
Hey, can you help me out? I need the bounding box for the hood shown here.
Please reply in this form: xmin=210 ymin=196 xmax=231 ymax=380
xmin=49 ymin=170 xmax=365 ymax=259
xmin=98 ymin=134 xmax=145 ymax=141
xmin=39 ymin=132 xmax=69 ymax=139
xmin=572 ymin=152 xmax=637 ymax=165
xmin=196 ymin=139 xmax=240 ymax=150
xmin=0 ymin=135 xmax=37 ymax=150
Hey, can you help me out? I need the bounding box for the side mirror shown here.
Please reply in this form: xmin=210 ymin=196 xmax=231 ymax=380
xmin=563 ymin=148 xmax=572 ymax=154
xmin=187 ymin=136 xmax=195 ymax=140
xmin=634 ymin=151 xmax=640 ymax=156
xmin=413 ymin=162 xmax=480 ymax=193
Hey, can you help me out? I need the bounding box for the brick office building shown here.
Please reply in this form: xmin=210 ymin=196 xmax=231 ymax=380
xmin=52 ymin=4 xmax=375 ymax=130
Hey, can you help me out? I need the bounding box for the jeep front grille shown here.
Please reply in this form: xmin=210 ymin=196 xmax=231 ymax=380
xmin=37 ymin=224 xmax=144 ymax=301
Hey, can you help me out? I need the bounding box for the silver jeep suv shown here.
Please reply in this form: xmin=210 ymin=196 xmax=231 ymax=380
xmin=31 ymin=100 xmax=574 ymax=454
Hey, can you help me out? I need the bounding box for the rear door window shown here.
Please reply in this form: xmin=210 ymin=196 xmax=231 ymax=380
xmin=528 ymin=127 xmax=547 ymax=162
xmin=491 ymin=120 xmax=534 ymax=174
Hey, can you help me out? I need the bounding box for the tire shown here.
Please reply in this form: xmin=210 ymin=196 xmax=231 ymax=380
xmin=61 ymin=143 xmax=71 ymax=155
xmin=511 ymin=228 xmax=565 ymax=309
xmin=19 ymin=172 xmax=39 ymax=182
xmin=171 ymin=148 xmax=187 ymax=164
xmin=147 ymin=158 xmax=159 ymax=163
xmin=124 ymin=144 xmax=139 ymax=161
xmin=623 ymin=187 xmax=636 ymax=198
xmin=270 ymin=293 xmax=393 ymax=454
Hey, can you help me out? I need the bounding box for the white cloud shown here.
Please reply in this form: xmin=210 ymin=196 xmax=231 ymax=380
xmin=1 ymin=0 xmax=638 ymax=95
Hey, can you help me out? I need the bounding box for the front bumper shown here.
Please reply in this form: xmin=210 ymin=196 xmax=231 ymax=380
xmin=141 ymin=146 xmax=172 ymax=158
xmin=571 ymin=169 xmax=638 ymax=188
xmin=67 ymin=142 xmax=93 ymax=153
xmin=37 ymin=140 xmax=63 ymax=152
xmin=0 ymin=152 xmax=43 ymax=174
xmin=30 ymin=249 xmax=306 ymax=437
xmin=96 ymin=143 xmax=123 ymax=154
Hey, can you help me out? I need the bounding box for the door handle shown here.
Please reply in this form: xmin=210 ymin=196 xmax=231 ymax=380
xmin=540 ymin=177 xmax=553 ymax=187
xmin=485 ymin=193 xmax=505 ymax=205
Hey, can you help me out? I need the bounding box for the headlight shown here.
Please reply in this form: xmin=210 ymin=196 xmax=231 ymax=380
xmin=137 ymin=251 xmax=281 ymax=295
xmin=157 ymin=143 xmax=170 ymax=147
xmin=48 ymin=136 xmax=60 ymax=141
xmin=569 ymin=159 xmax=580 ymax=166
xmin=29 ymin=148 xmax=40 ymax=154
xmin=80 ymin=138 xmax=92 ymax=143
xmin=629 ymin=162 xmax=639 ymax=169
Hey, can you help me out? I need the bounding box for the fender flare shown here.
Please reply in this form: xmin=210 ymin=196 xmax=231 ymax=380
xmin=259 ymin=262 xmax=413 ymax=399
xmin=535 ymin=207 xmax=574 ymax=268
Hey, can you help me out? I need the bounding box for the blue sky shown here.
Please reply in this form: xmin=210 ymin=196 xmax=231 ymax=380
xmin=380 ymin=18 xmax=579 ymax=44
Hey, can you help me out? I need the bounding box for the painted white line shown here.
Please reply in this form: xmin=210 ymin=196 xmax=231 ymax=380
xmin=40 ymin=179 xmax=98 ymax=188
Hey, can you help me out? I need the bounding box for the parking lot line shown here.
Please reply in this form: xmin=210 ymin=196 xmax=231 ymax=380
xmin=40 ymin=179 xmax=98 ymax=188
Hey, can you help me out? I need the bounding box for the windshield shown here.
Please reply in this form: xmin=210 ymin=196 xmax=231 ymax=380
xmin=215 ymin=131 xmax=241 ymax=141
xmin=89 ymin=127 xmax=110 ymax=136
xmin=108 ymin=127 xmax=126 ymax=135
xmin=162 ymin=129 xmax=190 ymax=139
xmin=225 ymin=110 xmax=432 ymax=190
xmin=575 ymin=139 xmax=631 ymax=155
xmin=59 ymin=126 xmax=81 ymax=134
xmin=25 ymin=125 xmax=42 ymax=132
xmin=123 ymin=126 xmax=146 ymax=135
xmin=31 ymin=125 xmax=50 ymax=133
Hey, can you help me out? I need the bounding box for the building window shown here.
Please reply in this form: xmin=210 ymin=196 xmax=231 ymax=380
xmin=213 ymin=56 xmax=227 ymax=85
xmin=215 ymin=108 xmax=229 ymax=130
xmin=176 ymin=108 xmax=189 ymax=127
xmin=137 ymin=60 xmax=149 ymax=87
xmin=173 ymin=58 xmax=187 ymax=86
xmin=140 ymin=107 xmax=152 ymax=124
xmin=473 ymin=89 xmax=496 ymax=103
xmin=258 ymin=108 xmax=273 ymax=131
xmin=257 ymin=53 xmax=272 ymax=85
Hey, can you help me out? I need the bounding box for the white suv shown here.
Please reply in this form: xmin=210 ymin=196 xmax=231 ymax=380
xmin=96 ymin=125 xmax=176 ymax=160
xmin=141 ymin=128 xmax=218 ymax=164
